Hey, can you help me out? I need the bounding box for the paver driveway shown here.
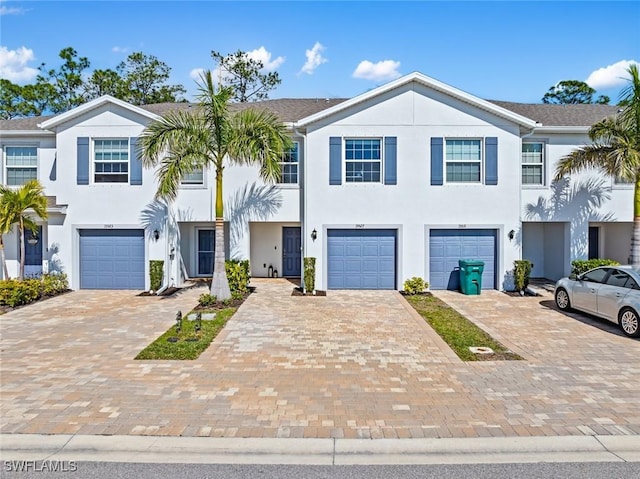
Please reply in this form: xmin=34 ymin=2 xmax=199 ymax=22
xmin=1 ymin=279 xmax=639 ymax=439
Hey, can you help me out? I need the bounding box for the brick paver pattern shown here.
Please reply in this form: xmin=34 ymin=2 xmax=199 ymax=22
xmin=1 ymin=279 xmax=639 ymax=439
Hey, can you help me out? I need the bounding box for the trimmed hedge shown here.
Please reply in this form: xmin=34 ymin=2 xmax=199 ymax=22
xmin=225 ymin=259 xmax=250 ymax=294
xmin=571 ymin=259 xmax=620 ymax=275
xmin=150 ymin=260 xmax=164 ymax=291
xmin=0 ymin=273 xmax=69 ymax=308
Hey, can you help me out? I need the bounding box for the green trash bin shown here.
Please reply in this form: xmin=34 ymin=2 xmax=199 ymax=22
xmin=458 ymin=259 xmax=485 ymax=295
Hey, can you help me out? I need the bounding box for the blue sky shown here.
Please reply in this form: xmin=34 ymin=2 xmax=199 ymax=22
xmin=1 ymin=1 xmax=639 ymax=104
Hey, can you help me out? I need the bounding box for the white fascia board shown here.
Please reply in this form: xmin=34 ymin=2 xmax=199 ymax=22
xmin=0 ymin=130 xmax=55 ymax=137
xmin=532 ymin=126 xmax=591 ymax=134
xmin=295 ymin=71 xmax=538 ymax=128
xmin=38 ymin=95 xmax=161 ymax=130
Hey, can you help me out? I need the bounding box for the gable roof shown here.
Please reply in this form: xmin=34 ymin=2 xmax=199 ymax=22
xmin=38 ymin=95 xmax=161 ymax=130
xmin=488 ymin=101 xmax=619 ymax=127
xmin=295 ymin=72 xmax=539 ymax=128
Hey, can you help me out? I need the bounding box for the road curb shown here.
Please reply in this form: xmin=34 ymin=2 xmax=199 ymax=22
xmin=1 ymin=434 xmax=639 ymax=464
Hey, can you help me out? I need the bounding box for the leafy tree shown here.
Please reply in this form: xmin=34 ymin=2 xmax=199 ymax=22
xmin=542 ymin=80 xmax=610 ymax=104
xmin=0 ymin=180 xmax=48 ymax=280
xmin=36 ymin=47 xmax=90 ymax=113
xmin=211 ymin=50 xmax=281 ymax=102
xmin=139 ymin=71 xmax=291 ymax=299
xmin=116 ymin=52 xmax=186 ymax=105
xmin=84 ymin=68 xmax=123 ymax=100
xmin=555 ymin=65 xmax=640 ymax=266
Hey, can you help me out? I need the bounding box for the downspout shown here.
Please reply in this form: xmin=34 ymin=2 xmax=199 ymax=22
xmin=155 ymin=211 xmax=172 ymax=295
xmin=294 ymin=124 xmax=307 ymax=290
xmin=517 ymin=124 xmax=540 ymax=269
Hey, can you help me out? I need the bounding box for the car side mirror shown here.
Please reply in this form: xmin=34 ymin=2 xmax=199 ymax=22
xmin=569 ymin=273 xmax=578 ymax=281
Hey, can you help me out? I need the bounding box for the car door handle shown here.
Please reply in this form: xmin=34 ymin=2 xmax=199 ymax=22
xmin=590 ymin=289 xmax=596 ymax=293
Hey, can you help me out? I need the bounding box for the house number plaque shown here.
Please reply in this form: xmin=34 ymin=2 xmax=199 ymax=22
xmin=104 ymin=224 xmax=114 ymax=229
xmin=355 ymin=224 xmax=365 ymax=228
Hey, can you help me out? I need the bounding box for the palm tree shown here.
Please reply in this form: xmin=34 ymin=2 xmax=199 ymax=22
xmin=555 ymin=65 xmax=640 ymax=266
xmin=0 ymin=180 xmax=48 ymax=280
xmin=140 ymin=71 xmax=291 ymax=299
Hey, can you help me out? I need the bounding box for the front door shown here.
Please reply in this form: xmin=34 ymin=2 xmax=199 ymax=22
xmin=588 ymin=226 xmax=599 ymax=259
xmin=282 ymin=227 xmax=301 ymax=277
xmin=197 ymin=229 xmax=215 ymax=276
xmin=24 ymin=226 xmax=43 ymax=276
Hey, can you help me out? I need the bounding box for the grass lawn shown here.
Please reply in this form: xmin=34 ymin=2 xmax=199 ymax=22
xmin=135 ymin=308 xmax=236 ymax=360
xmin=405 ymin=294 xmax=523 ymax=361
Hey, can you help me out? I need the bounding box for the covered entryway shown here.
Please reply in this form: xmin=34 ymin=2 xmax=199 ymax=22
xmin=327 ymin=229 xmax=396 ymax=289
xmin=521 ymin=222 xmax=569 ymax=281
xmin=79 ymin=229 xmax=145 ymax=289
xmin=429 ymin=229 xmax=496 ymax=290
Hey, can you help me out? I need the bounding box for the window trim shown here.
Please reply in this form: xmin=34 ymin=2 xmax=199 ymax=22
xmin=521 ymin=140 xmax=546 ymax=187
xmin=92 ymin=138 xmax=130 ymax=184
xmin=444 ymin=138 xmax=483 ymax=184
xmin=3 ymin=144 xmax=39 ymax=187
xmin=343 ymin=137 xmax=383 ymax=184
xmin=277 ymin=141 xmax=300 ymax=186
xmin=180 ymin=166 xmax=206 ymax=189
xmin=613 ymin=175 xmax=633 ymax=188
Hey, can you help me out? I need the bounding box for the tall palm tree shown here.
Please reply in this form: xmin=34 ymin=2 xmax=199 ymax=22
xmin=555 ymin=65 xmax=640 ymax=266
xmin=140 ymin=71 xmax=291 ymax=299
xmin=0 ymin=180 xmax=48 ymax=280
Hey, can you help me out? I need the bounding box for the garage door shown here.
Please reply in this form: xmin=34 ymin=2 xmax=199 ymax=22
xmin=327 ymin=229 xmax=396 ymax=289
xmin=80 ymin=229 xmax=145 ymax=289
xmin=429 ymin=229 xmax=496 ymax=290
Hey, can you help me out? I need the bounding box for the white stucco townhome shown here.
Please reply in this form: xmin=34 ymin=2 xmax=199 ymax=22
xmin=0 ymin=72 xmax=632 ymax=291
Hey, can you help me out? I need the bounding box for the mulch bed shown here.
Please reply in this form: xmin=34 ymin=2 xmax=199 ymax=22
xmin=291 ymin=287 xmax=327 ymax=297
xmin=502 ymin=290 xmax=539 ymax=297
xmin=192 ymin=287 xmax=255 ymax=311
xmin=137 ymin=286 xmax=181 ymax=297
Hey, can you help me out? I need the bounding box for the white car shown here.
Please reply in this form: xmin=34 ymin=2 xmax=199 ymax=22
xmin=554 ymin=265 xmax=640 ymax=338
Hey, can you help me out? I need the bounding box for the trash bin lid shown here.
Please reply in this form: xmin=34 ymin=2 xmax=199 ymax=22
xmin=458 ymin=259 xmax=485 ymax=267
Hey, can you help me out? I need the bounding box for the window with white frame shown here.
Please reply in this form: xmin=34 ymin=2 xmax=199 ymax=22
xmin=614 ymin=174 xmax=633 ymax=185
xmin=521 ymin=142 xmax=544 ymax=185
xmin=181 ymin=167 xmax=204 ymax=185
xmin=4 ymin=146 xmax=38 ymax=186
xmin=345 ymin=138 xmax=381 ymax=183
xmin=445 ymin=139 xmax=481 ymax=183
xmin=94 ymin=139 xmax=128 ymax=183
xmin=278 ymin=142 xmax=299 ymax=184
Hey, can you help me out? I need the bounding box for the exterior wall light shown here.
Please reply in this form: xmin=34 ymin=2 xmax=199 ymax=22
xmin=153 ymin=229 xmax=160 ymax=241
xmin=311 ymin=229 xmax=317 ymax=241
xmin=508 ymin=229 xmax=515 ymax=241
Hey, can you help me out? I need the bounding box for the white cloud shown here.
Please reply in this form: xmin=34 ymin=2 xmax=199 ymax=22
xmin=0 ymin=46 xmax=39 ymax=83
xmin=586 ymin=60 xmax=640 ymax=90
xmin=299 ymin=42 xmax=327 ymax=75
xmin=0 ymin=3 xmax=26 ymax=15
xmin=112 ymin=46 xmax=129 ymax=54
xmin=352 ymin=60 xmax=401 ymax=81
xmin=189 ymin=68 xmax=206 ymax=81
xmin=246 ymin=46 xmax=285 ymax=71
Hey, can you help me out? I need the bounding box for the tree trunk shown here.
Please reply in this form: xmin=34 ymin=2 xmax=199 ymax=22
xmin=0 ymin=235 xmax=8 ymax=280
xmin=19 ymin=220 xmax=25 ymax=280
xmin=631 ymin=177 xmax=640 ymax=267
xmin=210 ymin=217 xmax=231 ymax=299
xmin=209 ymin=167 xmax=231 ymax=300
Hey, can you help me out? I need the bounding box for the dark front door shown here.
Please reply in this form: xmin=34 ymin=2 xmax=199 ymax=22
xmin=282 ymin=227 xmax=301 ymax=277
xmin=24 ymin=226 xmax=43 ymax=267
xmin=198 ymin=229 xmax=215 ymax=276
xmin=588 ymin=226 xmax=599 ymax=259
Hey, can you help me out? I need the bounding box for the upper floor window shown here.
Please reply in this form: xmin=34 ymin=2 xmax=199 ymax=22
xmin=522 ymin=142 xmax=544 ymax=186
xmin=5 ymin=146 xmax=38 ymax=186
xmin=345 ymin=139 xmax=381 ymax=183
xmin=181 ymin=167 xmax=204 ymax=186
xmin=94 ymin=139 xmax=128 ymax=183
xmin=446 ymin=139 xmax=481 ymax=183
xmin=278 ymin=142 xmax=299 ymax=184
xmin=614 ymin=175 xmax=633 ymax=186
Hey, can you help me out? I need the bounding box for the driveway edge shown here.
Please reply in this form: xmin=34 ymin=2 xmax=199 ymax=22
xmin=1 ymin=434 xmax=638 ymax=465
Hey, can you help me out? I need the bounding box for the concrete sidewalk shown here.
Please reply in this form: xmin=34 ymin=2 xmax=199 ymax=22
xmin=1 ymin=433 xmax=639 ymax=465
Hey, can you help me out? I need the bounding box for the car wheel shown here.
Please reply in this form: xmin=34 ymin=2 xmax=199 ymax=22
xmin=619 ymin=308 xmax=640 ymax=338
xmin=555 ymin=288 xmax=572 ymax=311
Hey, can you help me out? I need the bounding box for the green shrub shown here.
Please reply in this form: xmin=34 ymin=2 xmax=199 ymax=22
xmin=0 ymin=278 xmax=41 ymax=307
xmin=571 ymin=258 xmax=620 ymax=275
xmin=225 ymin=259 xmax=250 ymax=294
xmin=149 ymin=260 xmax=164 ymax=291
xmin=198 ymin=293 xmax=217 ymax=307
xmin=514 ymin=260 xmax=533 ymax=292
xmin=41 ymin=273 xmax=68 ymax=296
xmin=403 ymin=277 xmax=428 ymax=295
xmin=303 ymin=257 xmax=316 ymax=293
xmin=231 ymin=290 xmax=244 ymax=301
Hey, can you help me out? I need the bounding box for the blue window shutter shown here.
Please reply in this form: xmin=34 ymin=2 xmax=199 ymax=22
xmin=384 ymin=136 xmax=397 ymax=185
xmin=430 ymin=137 xmax=443 ymax=186
xmin=329 ymin=137 xmax=342 ymax=185
xmin=77 ymin=137 xmax=89 ymax=185
xmin=129 ymin=137 xmax=143 ymax=185
xmin=485 ymin=137 xmax=498 ymax=185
